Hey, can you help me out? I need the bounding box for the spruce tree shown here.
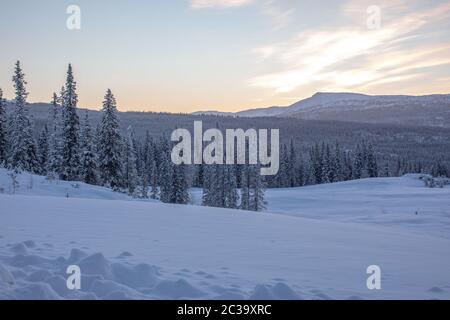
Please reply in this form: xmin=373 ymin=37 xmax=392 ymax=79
xmin=366 ymin=143 xmax=378 ymax=177
xmin=140 ymin=131 xmax=152 ymax=198
xmin=98 ymin=89 xmax=124 ymax=190
xmin=202 ymin=165 xmax=213 ymax=206
xmin=46 ymin=93 xmax=62 ymax=178
xmin=240 ymin=164 xmax=250 ymax=210
xmin=8 ymin=61 xmax=39 ymax=173
xmin=60 ymin=64 xmax=81 ymax=181
xmin=353 ymin=144 xmax=364 ymax=179
xmin=80 ymin=111 xmax=98 ymax=185
xmin=288 ymin=139 xmax=297 ymax=187
xmin=0 ymin=88 xmax=7 ymax=166
xmin=159 ymin=147 xmax=174 ymax=203
xmin=173 ymin=162 xmax=189 ymax=204
xmin=150 ymin=160 xmax=159 ymax=199
xmin=124 ymin=126 xmax=138 ymax=195
xmin=224 ymin=165 xmax=238 ymax=208
xmin=249 ymin=164 xmax=266 ymax=212
xmin=37 ymin=125 xmax=49 ymax=174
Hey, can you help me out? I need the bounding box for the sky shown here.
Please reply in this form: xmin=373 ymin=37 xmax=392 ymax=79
xmin=0 ymin=0 xmax=449 ymax=113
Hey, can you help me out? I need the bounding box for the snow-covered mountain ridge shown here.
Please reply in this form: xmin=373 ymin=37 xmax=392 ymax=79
xmin=193 ymin=92 xmax=450 ymax=127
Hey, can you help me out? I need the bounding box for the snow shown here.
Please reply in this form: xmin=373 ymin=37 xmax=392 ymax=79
xmin=0 ymin=169 xmax=133 ymax=201
xmin=264 ymin=174 xmax=450 ymax=239
xmin=1 ymin=169 xmax=450 ymax=299
xmin=194 ymin=92 xmax=450 ymax=119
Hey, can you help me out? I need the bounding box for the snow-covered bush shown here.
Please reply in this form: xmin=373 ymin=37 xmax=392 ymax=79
xmin=422 ymin=175 xmax=450 ymax=188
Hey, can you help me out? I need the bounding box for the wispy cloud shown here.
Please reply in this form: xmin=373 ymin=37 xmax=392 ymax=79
xmin=190 ymin=0 xmax=254 ymax=9
xmin=191 ymin=0 xmax=294 ymax=30
xmin=250 ymin=1 xmax=450 ymax=95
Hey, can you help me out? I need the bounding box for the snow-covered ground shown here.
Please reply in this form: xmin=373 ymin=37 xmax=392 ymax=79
xmin=264 ymin=175 xmax=450 ymax=239
xmin=1 ymin=169 xmax=450 ymax=299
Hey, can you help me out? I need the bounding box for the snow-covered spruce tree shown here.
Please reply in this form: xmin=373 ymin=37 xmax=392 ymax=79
xmin=321 ymin=143 xmax=332 ymax=183
xmin=278 ymin=144 xmax=290 ymax=187
xmin=98 ymin=89 xmax=124 ymax=190
xmin=0 ymin=88 xmax=7 ymax=166
xmin=159 ymin=145 xmax=174 ymax=203
xmin=172 ymin=161 xmax=189 ymax=204
xmin=296 ymin=154 xmax=306 ymax=187
xmin=8 ymin=61 xmax=39 ymax=173
xmin=202 ymin=164 xmax=213 ymax=206
xmin=249 ymin=164 xmax=266 ymax=212
xmin=80 ymin=111 xmax=98 ymax=185
xmin=224 ymin=164 xmax=238 ymax=209
xmin=193 ymin=163 xmax=205 ymax=188
xmin=343 ymin=151 xmax=353 ymax=180
xmin=352 ymin=143 xmax=364 ymax=179
xmin=123 ymin=126 xmax=138 ymax=195
xmin=209 ymin=164 xmax=224 ymax=207
xmin=60 ymin=65 xmax=81 ymax=181
xmin=240 ymin=164 xmax=250 ymax=210
xmin=46 ymin=93 xmax=63 ymax=178
xmin=333 ymin=142 xmax=344 ymax=182
xmin=140 ymin=131 xmax=153 ymax=198
xmin=288 ymin=139 xmax=297 ymax=187
xmin=310 ymin=143 xmax=323 ymax=184
xmin=366 ymin=143 xmax=378 ymax=178
xmin=150 ymin=160 xmax=159 ymax=199
xmin=37 ymin=125 xmax=49 ymax=174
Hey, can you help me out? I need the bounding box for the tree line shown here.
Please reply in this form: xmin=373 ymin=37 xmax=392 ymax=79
xmin=0 ymin=62 xmax=448 ymax=212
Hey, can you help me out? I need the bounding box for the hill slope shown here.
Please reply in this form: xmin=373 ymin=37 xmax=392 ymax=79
xmin=1 ymin=170 xmax=450 ymax=299
xmin=196 ymin=92 xmax=450 ymax=128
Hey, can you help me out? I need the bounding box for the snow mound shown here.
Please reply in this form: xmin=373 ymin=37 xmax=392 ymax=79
xmin=249 ymin=283 xmax=302 ymax=300
xmin=0 ymin=168 xmax=132 ymax=201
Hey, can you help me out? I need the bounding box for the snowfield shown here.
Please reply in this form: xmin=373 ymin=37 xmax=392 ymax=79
xmin=1 ymin=169 xmax=450 ymax=300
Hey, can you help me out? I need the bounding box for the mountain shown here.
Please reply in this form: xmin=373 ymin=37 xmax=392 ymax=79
xmin=194 ymin=92 xmax=450 ymax=128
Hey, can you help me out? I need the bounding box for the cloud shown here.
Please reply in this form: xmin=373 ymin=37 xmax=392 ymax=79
xmin=249 ymin=1 xmax=450 ymax=94
xmin=191 ymin=0 xmax=294 ymax=30
xmin=190 ymin=0 xmax=254 ymax=9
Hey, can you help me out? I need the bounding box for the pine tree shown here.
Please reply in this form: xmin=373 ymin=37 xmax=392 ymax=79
xmin=37 ymin=125 xmax=49 ymax=174
xmin=60 ymin=64 xmax=81 ymax=181
xmin=123 ymin=126 xmax=138 ymax=195
xmin=80 ymin=111 xmax=98 ymax=185
xmin=0 ymin=88 xmax=7 ymax=166
xmin=8 ymin=61 xmax=39 ymax=173
xmin=46 ymin=93 xmax=63 ymax=178
xmin=98 ymin=89 xmax=124 ymax=190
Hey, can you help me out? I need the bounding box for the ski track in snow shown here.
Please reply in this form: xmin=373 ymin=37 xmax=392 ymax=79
xmin=1 ymin=169 xmax=450 ymax=300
